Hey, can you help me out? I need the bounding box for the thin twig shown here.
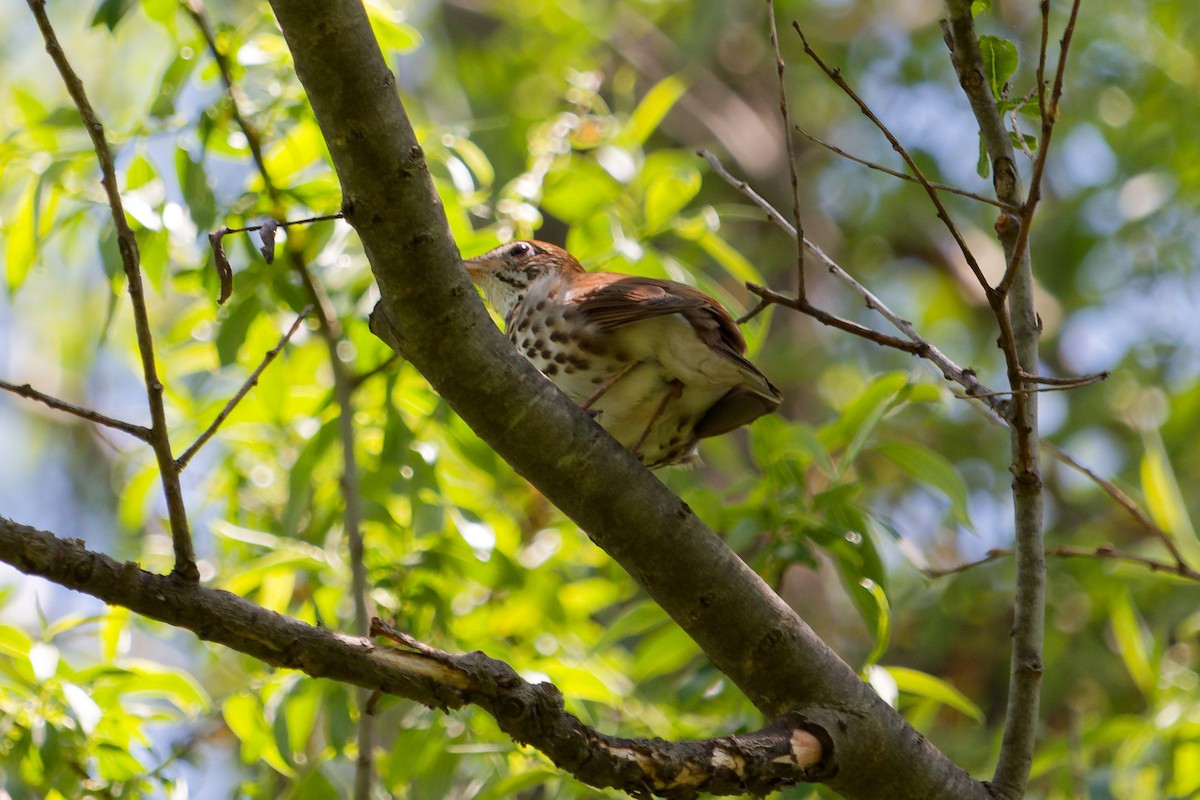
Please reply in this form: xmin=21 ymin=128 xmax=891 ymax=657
xmin=746 ymin=283 xmax=922 ymax=353
xmin=350 ymin=354 xmax=403 ymax=390
xmin=793 ymin=23 xmax=995 ymax=302
xmin=953 ymin=377 xmax=1106 ymax=399
xmin=175 ymin=308 xmax=311 ymax=470
xmin=735 ymin=298 xmax=771 ymax=325
xmin=796 ymin=126 xmax=1015 ymax=210
xmin=1042 ymin=440 xmax=1193 ymax=573
xmin=1018 ymin=370 xmax=1108 ymax=387
xmin=184 ymin=4 xmax=374 ymax=794
xmin=700 ymin=148 xmax=1010 ymax=419
xmin=767 ymin=0 xmax=806 ymax=295
xmin=923 ymin=544 xmax=1200 ymax=582
xmin=995 ymin=0 xmax=1084 ymax=299
xmin=28 ymin=0 xmax=197 ymax=581
xmin=0 ymin=380 xmax=152 ymax=441
xmin=219 ymin=213 xmax=345 ymax=237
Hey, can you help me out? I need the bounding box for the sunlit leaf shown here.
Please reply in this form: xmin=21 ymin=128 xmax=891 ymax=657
xmin=1140 ymin=431 xmax=1200 ymax=563
xmin=223 ymin=693 xmax=295 ymax=777
xmin=643 ymin=164 xmax=700 ymax=233
xmin=884 ymin=666 xmax=984 ymax=722
xmin=4 ymin=178 xmax=38 ymax=292
xmin=616 ymin=73 xmax=689 ymax=149
xmin=1110 ymin=589 xmax=1156 ymax=699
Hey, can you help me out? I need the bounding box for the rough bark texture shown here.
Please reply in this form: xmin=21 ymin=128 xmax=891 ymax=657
xmin=260 ymin=0 xmax=992 ymax=797
xmin=0 ymin=517 xmax=829 ymax=797
xmin=945 ymin=3 xmax=1046 ymax=797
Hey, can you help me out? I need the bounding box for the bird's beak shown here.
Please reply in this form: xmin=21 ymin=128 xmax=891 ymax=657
xmin=463 ymin=255 xmax=499 ymax=281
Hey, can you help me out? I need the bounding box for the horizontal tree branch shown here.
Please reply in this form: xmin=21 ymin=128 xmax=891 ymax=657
xmin=0 ymin=379 xmax=151 ymax=441
xmin=0 ymin=515 xmax=828 ymax=797
xmin=923 ymin=543 xmax=1200 ymax=583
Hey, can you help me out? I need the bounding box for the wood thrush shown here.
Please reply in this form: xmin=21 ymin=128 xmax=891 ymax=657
xmin=465 ymin=241 xmax=782 ymax=468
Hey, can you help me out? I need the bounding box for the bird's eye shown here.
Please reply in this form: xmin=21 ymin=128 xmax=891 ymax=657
xmin=507 ymin=242 xmax=534 ymax=259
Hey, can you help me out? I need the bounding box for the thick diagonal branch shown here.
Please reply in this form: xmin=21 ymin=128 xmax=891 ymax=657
xmin=262 ymin=1 xmax=989 ymax=797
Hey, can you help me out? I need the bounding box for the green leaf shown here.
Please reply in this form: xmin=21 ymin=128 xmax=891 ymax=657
xmin=100 ymin=607 xmax=129 ymax=663
xmin=216 ymin=293 xmax=262 ymax=367
xmin=976 ymin=134 xmax=990 ymax=179
xmin=690 ymin=229 xmax=765 ymax=287
xmin=90 ymin=0 xmax=136 ymax=31
xmin=858 ymin=579 xmax=891 ymax=669
xmin=150 ymin=54 xmax=198 ymax=120
xmin=95 ymin=742 xmax=145 ymax=781
xmin=1110 ymin=589 xmax=1156 ymax=699
xmin=0 ymin=625 xmax=32 ymax=658
xmin=643 ymin=164 xmax=700 ymax=233
xmin=122 ymin=660 xmax=211 ymax=715
xmin=820 ymin=372 xmax=909 ymax=470
xmin=541 ymin=159 xmax=622 ymax=224
xmin=263 ymin=119 xmax=328 ymax=183
xmin=176 ymin=147 xmax=217 ymax=229
xmin=223 ymin=693 xmax=295 ymax=776
xmin=978 ymin=35 xmax=1019 ymax=100
xmin=873 ymin=441 xmax=972 ymax=526
xmin=1140 ymin=431 xmax=1200 ymax=564
xmin=4 ymin=178 xmax=38 ymax=291
xmin=116 ymin=462 xmax=159 ymax=532
xmin=366 ymin=3 xmax=423 ymax=54
xmin=885 ymin=666 xmax=984 ymax=722
xmin=616 ymin=73 xmax=689 ymax=149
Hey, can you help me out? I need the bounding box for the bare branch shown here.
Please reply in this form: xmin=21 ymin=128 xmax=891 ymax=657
xmin=767 ymin=0 xmax=807 ymax=295
xmin=700 ymin=148 xmax=1010 ymax=419
xmin=793 ymin=23 xmax=996 ymax=301
xmin=796 ymin=126 xmax=1015 ymax=210
xmin=0 ymin=379 xmax=151 ymax=441
xmin=0 ymin=516 xmax=830 ymax=798
xmin=175 ymin=308 xmax=311 ymax=470
xmin=369 ymin=619 xmax=828 ymax=796
xmin=28 ymin=0 xmax=197 ymax=581
xmin=952 ymin=372 xmax=1106 ymax=399
xmin=745 ymin=283 xmax=922 ymax=353
xmin=1018 ymin=370 xmax=1108 ymax=387
xmin=923 ymin=544 xmax=1200 ymax=583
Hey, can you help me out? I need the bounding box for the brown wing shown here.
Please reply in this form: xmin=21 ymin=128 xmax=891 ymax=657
xmin=565 ymin=273 xmax=749 ymax=358
xmin=566 ymin=273 xmax=782 ymax=424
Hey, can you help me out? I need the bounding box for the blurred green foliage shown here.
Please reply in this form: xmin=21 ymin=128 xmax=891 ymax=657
xmin=0 ymin=0 xmax=1198 ymax=798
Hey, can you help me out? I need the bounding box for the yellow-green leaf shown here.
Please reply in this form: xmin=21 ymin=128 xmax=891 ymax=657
xmin=1110 ymin=588 xmax=1156 ymax=699
xmin=617 ymin=73 xmax=689 ymax=149
xmin=1140 ymin=431 xmax=1200 ymax=563
xmin=885 ymin=665 xmax=984 ymax=722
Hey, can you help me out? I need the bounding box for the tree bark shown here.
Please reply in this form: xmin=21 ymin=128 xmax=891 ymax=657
xmin=261 ymin=0 xmax=991 ymax=797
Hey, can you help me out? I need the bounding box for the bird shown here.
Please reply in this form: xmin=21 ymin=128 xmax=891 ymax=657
xmin=464 ymin=240 xmax=782 ymax=468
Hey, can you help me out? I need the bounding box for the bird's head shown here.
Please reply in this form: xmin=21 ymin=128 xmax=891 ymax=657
xmin=464 ymin=240 xmax=584 ymax=320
